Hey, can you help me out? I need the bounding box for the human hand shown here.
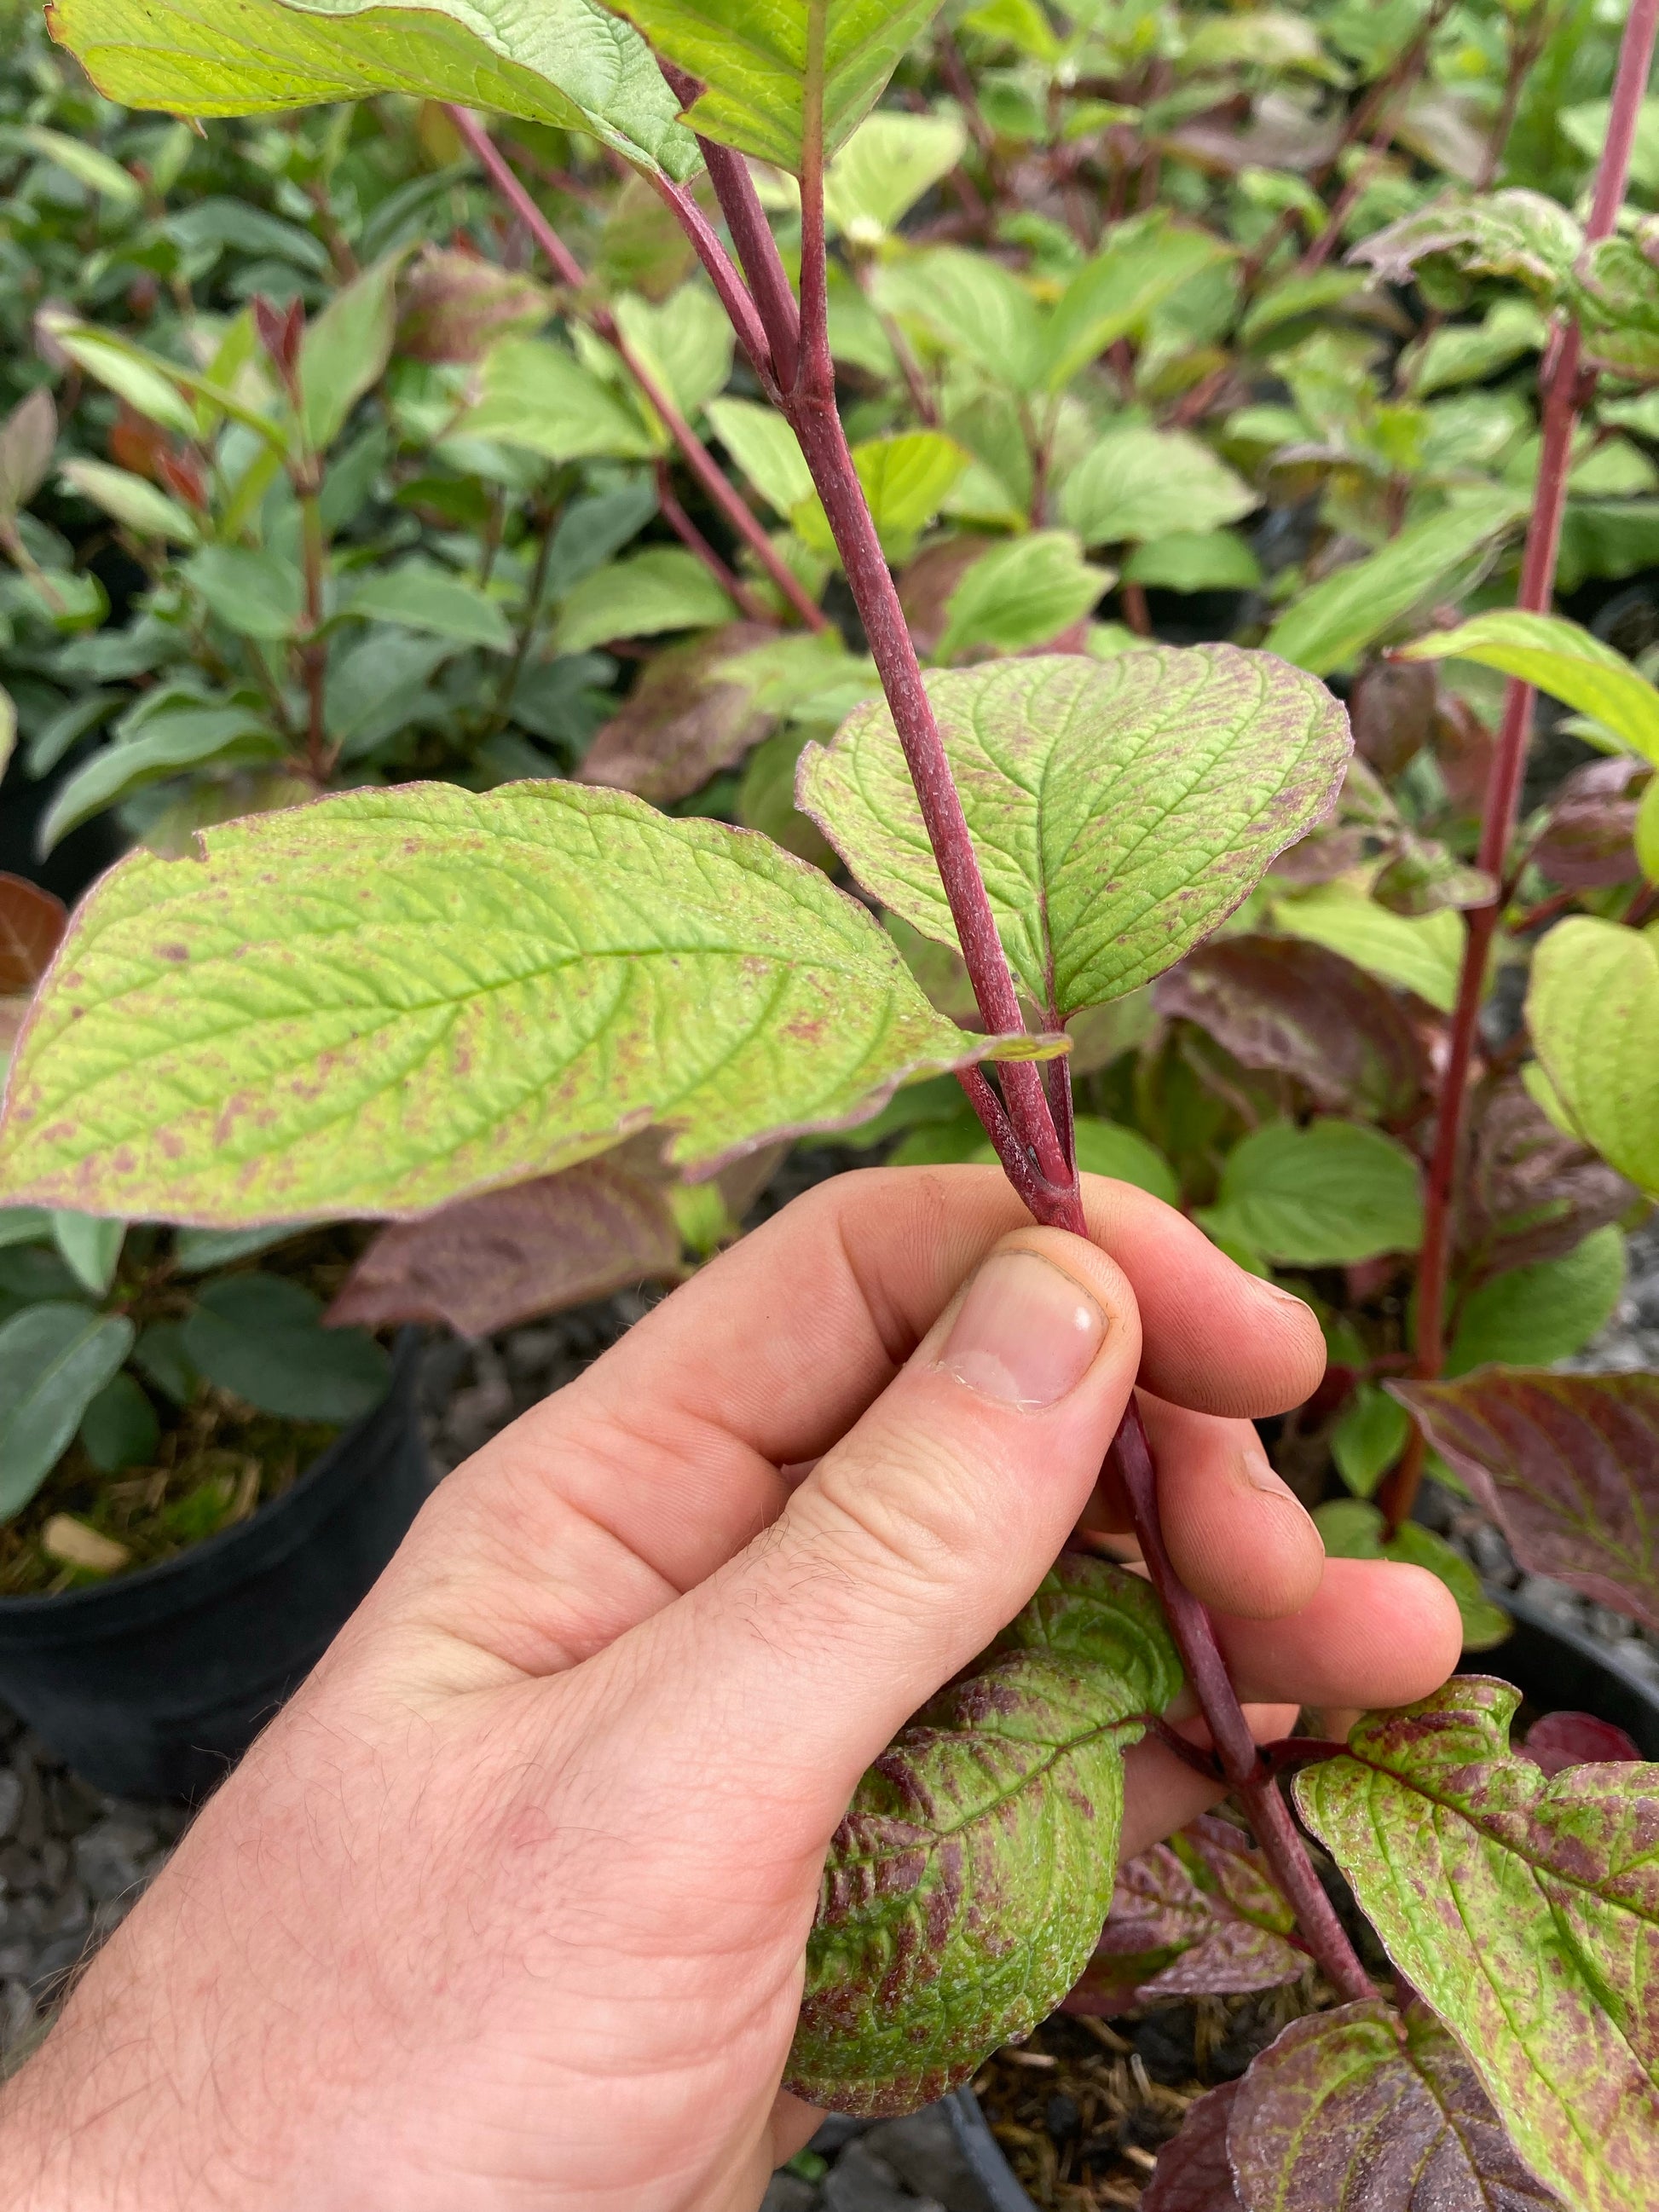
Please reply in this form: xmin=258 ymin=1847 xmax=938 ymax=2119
xmin=0 ymin=1168 xmax=1461 ymax=2211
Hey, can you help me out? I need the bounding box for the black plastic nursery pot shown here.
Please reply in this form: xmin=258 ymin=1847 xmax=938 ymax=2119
xmin=0 ymin=1333 xmax=430 ymax=1804
xmin=940 ymin=1596 xmax=1659 ymax=2209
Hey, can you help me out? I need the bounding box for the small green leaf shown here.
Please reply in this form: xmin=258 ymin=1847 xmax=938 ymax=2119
xmin=1446 ymin=1227 xmax=1626 ymax=1375
xmin=1201 ymin=1120 xmax=1423 ymax=1267
xmin=1264 ymin=491 xmax=1523 ymax=676
xmin=1398 ymin=611 xmax=1659 ymax=767
xmin=1061 ymin=424 xmax=1254 ymax=546
xmin=187 ymin=546 xmax=304 ymax=641
xmin=38 ymin=314 xmax=286 ymax=451
xmin=801 ymin=646 xmax=1350 ymax=1018
xmin=604 ymin=0 xmax=945 ymax=171
xmin=1353 ymin=188 xmax=1584 ymax=297
xmin=50 ymin=1211 xmax=124 ymax=1297
xmin=1038 ymin=218 xmax=1231 ymax=391
xmin=0 ymin=390 xmax=58 ymax=516
xmin=1331 ymin=1383 xmax=1411 ymax=1498
xmin=344 ymin=558 xmax=514 ymax=652
xmin=0 ymin=1209 xmax=55 ymax=1253
xmin=871 ymin=248 xmax=1045 ymax=392
xmin=706 ymin=396 xmax=814 ymax=515
xmin=0 ymin=1304 xmax=134 ymax=1519
xmin=299 ymin=251 xmax=404 ymax=453
xmin=79 ymin=1371 xmax=159 ymax=1473
xmin=612 ymin=284 xmax=733 ymax=421
xmin=794 ymin=432 xmax=968 ymax=566
xmin=0 ymin=781 xmax=1003 ymax=1223
xmin=786 ymin=1555 xmax=1182 ymax=2115
xmin=0 ymin=122 xmax=142 ymax=204
xmin=1637 ymin=779 xmax=1659 ymax=883
xmin=1071 ymin=1118 xmax=1179 ymax=1205
xmin=173 ymin=1225 xmax=299 ymax=1273
xmin=1270 ymin=883 xmax=1465 ymax=1014
xmin=552 ymin=546 xmax=737 ymax=653
xmin=1298 ymin=1679 xmax=1659 ymax=2212
xmin=1527 ymin=918 xmax=1659 ymax=1194
xmin=45 ymin=0 xmax=699 ymax=180
xmin=183 ymin=1273 xmax=390 ymax=1422
xmin=1122 ymin=529 xmax=1263 ymax=593
xmin=38 ymin=706 xmax=284 ymax=853
xmin=824 ymin=112 xmax=967 ymax=243
xmin=1314 ymin=1499 xmax=1512 ymax=1649
xmin=58 ymin=459 xmax=200 ymax=545
xmin=935 ymin=530 xmax=1110 ymax=661
xmin=460 ymin=336 xmax=655 ymax=463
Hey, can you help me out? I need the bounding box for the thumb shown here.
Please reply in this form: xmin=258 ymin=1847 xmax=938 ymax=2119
xmin=621 ymin=1226 xmax=1143 ymax=1832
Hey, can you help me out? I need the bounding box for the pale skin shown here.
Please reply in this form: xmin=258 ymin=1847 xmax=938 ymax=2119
xmin=0 ymin=1168 xmax=1460 ymax=2210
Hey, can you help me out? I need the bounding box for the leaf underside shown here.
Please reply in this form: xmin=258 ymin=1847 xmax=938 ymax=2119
xmin=786 ymin=1555 xmax=1182 ymax=2116
xmin=800 ymin=648 xmax=1351 ymax=1021
xmin=1297 ymin=1678 xmax=1659 ymax=2212
xmin=0 ymin=780 xmax=993 ymax=1226
xmin=45 ymin=0 xmax=700 ymax=180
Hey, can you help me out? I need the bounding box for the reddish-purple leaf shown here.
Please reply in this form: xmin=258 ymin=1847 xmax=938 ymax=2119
xmin=1153 ymin=937 xmax=1428 ymax=1123
xmin=1460 ymin=1077 xmax=1636 ymax=1281
xmin=1297 ymin=1678 xmax=1659 ymax=2212
xmin=1142 ymin=2081 xmax=1245 ymax=2212
xmin=1350 ymin=658 xmax=1436 ymax=778
xmin=1525 ymin=1712 xmax=1644 ymax=1777
xmin=1063 ymin=1813 xmax=1304 ymax=2014
xmin=1533 ymin=758 xmax=1648 ymax=888
xmin=396 ymin=247 xmax=552 ymax=363
xmin=1228 ymin=1998 xmax=1562 ymax=2210
xmin=0 ymin=873 xmax=67 ymax=996
xmin=579 ymin=622 xmax=778 ymax=803
xmin=1392 ymin=1370 xmax=1659 ymax=1635
xmin=327 ymin=1157 xmax=680 ymax=1337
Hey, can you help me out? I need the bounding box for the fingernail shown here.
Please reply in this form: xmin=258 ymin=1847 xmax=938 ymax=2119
xmin=938 ymin=1250 xmax=1107 ymax=1409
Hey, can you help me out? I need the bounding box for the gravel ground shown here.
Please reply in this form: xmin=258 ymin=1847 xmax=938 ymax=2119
xmin=0 ymin=1172 xmax=1651 ymax=2204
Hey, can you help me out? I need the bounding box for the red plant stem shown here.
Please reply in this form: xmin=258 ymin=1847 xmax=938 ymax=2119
xmin=448 ymin=108 xmax=827 ymax=632
xmin=1379 ymin=0 xmax=1659 ymax=1536
xmin=1108 ymin=1415 xmax=1374 ymax=2002
xmin=647 ymin=70 xmax=1371 ymax=2006
xmin=653 ymin=458 xmax=765 ymax=617
xmin=649 ymin=174 xmax=778 ymax=389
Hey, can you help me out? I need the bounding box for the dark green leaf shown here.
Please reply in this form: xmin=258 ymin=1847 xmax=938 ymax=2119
xmin=183 ymin=1273 xmax=390 ymax=1422
xmin=0 ymin=1303 xmax=134 ymax=1518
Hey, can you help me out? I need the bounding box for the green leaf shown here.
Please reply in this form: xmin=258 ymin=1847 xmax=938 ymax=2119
xmin=552 ymin=546 xmax=737 ymax=653
xmin=79 ymin=1371 xmax=159 ymax=1473
xmin=344 ymin=558 xmax=514 ymax=652
xmin=1071 ymin=1118 xmax=1179 ymax=1205
xmin=50 ymin=1210 xmax=124 ymax=1297
xmin=38 ymin=706 xmax=284 ymax=853
xmin=1122 ymin=529 xmax=1263 ymax=593
xmin=0 ymin=781 xmax=1003 ymax=1223
xmin=173 ymin=1225 xmax=299 ymax=1273
xmin=182 ymin=1273 xmax=389 ymax=1422
xmin=0 ymin=1209 xmax=55 ymax=1253
xmin=604 ymin=0 xmax=944 ymax=171
xmin=298 ymin=251 xmax=404 ymax=453
xmin=45 ymin=0 xmax=699 ymax=180
xmin=612 ymin=284 xmax=733 ymax=421
xmin=794 ymin=432 xmax=968 ymax=567
xmin=1297 ymin=1679 xmax=1659 ymax=2212
xmin=1264 ymin=491 xmax=1523 ymax=677
xmin=801 ymin=645 xmax=1350 ymax=1018
xmin=785 ymin=1554 xmax=1182 ymax=2115
xmin=0 ymin=122 xmax=142 ymax=205
xmin=1331 ymin=1383 xmax=1411 ymax=1499
xmin=934 ymin=530 xmax=1110 ymax=661
xmin=871 ymin=247 xmax=1045 ymax=392
xmin=824 ymin=112 xmax=966 ymax=243
xmin=186 ymin=546 xmax=304 ymax=641
xmin=1200 ymin=1119 xmax=1422 ymax=1267
xmin=0 ymin=390 xmax=57 ymax=517
xmin=1314 ymin=1499 xmax=1512 ymax=1650
xmin=706 ymin=396 xmax=814 ymax=514
xmin=1527 ymin=918 xmax=1659 ymax=1195
xmin=1352 ymin=188 xmax=1584 ymax=297
xmin=1638 ymin=779 xmax=1659 ymax=884
xmin=1270 ymin=883 xmax=1465 ymax=1013
xmin=460 ymin=335 xmax=655 ymax=462
xmin=1397 ymin=611 xmax=1659 ymax=767
xmin=38 ymin=315 xmax=286 ymax=451
xmin=1446 ymin=1227 xmax=1626 ymax=1376
xmin=1061 ymin=424 xmax=1254 ymax=546
xmin=1038 ymin=218 xmax=1231 ymax=392
xmin=1227 ymin=1996 xmax=1562 ymax=2212
xmin=58 ymin=459 xmax=200 ymax=545
xmin=0 ymin=1304 xmax=134 ymax=1520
